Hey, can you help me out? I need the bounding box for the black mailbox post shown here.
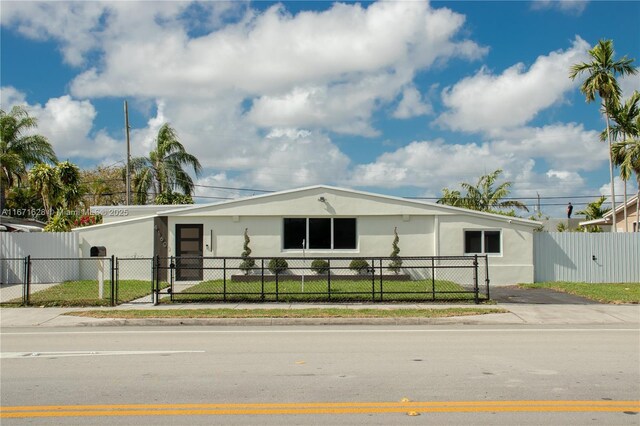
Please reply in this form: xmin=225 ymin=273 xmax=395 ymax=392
xmin=90 ymin=246 xmax=107 ymax=257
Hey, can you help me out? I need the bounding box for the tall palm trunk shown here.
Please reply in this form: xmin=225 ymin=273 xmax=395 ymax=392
xmin=604 ymin=108 xmax=617 ymax=232
xmin=621 ymin=132 xmax=628 ymax=232
xmin=636 ymin=178 xmax=640 ymax=232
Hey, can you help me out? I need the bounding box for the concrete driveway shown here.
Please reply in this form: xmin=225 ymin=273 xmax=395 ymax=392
xmin=490 ymin=286 xmax=600 ymax=304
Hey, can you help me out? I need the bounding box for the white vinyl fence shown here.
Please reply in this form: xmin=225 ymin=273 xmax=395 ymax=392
xmin=534 ymin=232 xmax=640 ymax=283
xmin=0 ymin=232 xmax=79 ymax=284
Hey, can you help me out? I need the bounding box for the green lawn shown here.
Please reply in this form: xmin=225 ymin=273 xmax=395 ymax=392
xmin=66 ymin=307 xmax=506 ymax=319
xmin=519 ymin=282 xmax=640 ymax=304
xmin=4 ymin=280 xmax=164 ymax=307
xmin=167 ymin=278 xmax=481 ymax=302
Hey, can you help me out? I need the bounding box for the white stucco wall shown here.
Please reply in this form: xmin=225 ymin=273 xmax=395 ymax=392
xmin=438 ymin=215 xmax=534 ymax=285
xmin=74 ymin=217 xmax=154 ymax=258
xmin=168 ymin=215 xmax=434 ymax=259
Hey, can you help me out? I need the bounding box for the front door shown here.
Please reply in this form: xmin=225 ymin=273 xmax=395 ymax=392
xmin=175 ymin=224 xmax=203 ymax=281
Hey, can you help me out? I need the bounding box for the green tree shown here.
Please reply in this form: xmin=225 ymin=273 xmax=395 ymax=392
xmin=28 ymin=163 xmax=60 ymax=220
xmin=577 ymin=196 xmax=611 ymax=232
xmin=56 ymin=161 xmax=84 ymax=210
xmin=609 ymin=92 xmax=640 ymax=232
xmin=570 ymin=39 xmax=638 ymax=232
xmin=80 ymin=165 xmax=126 ymax=207
xmin=437 ymin=169 xmax=528 ymax=214
xmin=131 ymin=123 xmax=202 ymax=204
xmin=43 ymin=209 xmax=73 ymax=232
xmin=239 ymin=228 xmax=256 ymax=275
xmin=0 ymin=106 xmax=57 ymax=212
xmin=388 ymin=226 xmax=402 ymax=274
xmin=153 ymin=191 xmax=194 ymax=205
xmin=612 ymin=137 xmax=640 ymax=232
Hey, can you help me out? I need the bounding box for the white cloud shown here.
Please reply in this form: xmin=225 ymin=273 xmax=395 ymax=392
xmin=393 ymin=86 xmax=433 ymax=119
xmin=531 ymin=1 xmax=589 ymax=15
xmin=489 ymin=123 xmax=605 ymax=171
xmin=243 ymin=129 xmax=351 ymax=190
xmin=2 ymin=0 xmax=484 ymax=136
xmin=1 ymin=86 xmax=27 ymax=107
xmin=620 ymin=73 xmax=640 ymax=100
xmin=437 ymin=37 xmax=590 ymax=134
xmin=348 ymin=116 xmax=607 ymax=218
xmin=0 ymin=2 xmax=108 ymax=66
xmin=1 ymin=87 xmax=121 ymax=162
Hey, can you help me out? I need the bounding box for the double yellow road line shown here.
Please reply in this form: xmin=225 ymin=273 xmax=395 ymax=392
xmin=2 ymin=400 xmax=638 ymax=418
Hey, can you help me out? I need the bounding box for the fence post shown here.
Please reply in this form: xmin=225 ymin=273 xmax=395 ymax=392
xmin=169 ymin=256 xmax=175 ymax=302
xmin=275 ymin=263 xmax=279 ymax=302
xmin=473 ymin=254 xmax=479 ymax=304
xmin=261 ymin=259 xmax=265 ymax=301
xmin=153 ymin=255 xmax=160 ymax=306
xmin=379 ymin=258 xmax=384 ymax=302
xmin=484 ymin=255 xmax=490 ymax=300
xmin=25 ymin=255 xmax=31 ymax=306
xmin=110 ymin=255 xmax=115 ymax=306
xmin=223 ymin=258 xmax=227 ymax=302
xmin=327 ymin=259 xmax=331 ymax=302
xmin=371 ymin=258 xmax=375 ymax=302
xmin=431 ymin=257 xmax=436 ymax=301
xmin=115 ymin=257 xmax=120 ymax=304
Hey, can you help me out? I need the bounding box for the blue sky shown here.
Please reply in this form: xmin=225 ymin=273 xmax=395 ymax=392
xmin=1 ymin=0 xmax=639 ymax=216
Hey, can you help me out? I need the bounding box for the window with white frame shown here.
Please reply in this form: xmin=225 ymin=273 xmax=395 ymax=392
xmin=464 ymin=230 xmax=501 ymax=255
xmin=283 ymin=218 xmax=357 ymax=250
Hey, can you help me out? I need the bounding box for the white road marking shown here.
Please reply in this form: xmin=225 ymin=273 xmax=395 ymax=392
xmin=0 ymin=350 xmax=205 ymax=359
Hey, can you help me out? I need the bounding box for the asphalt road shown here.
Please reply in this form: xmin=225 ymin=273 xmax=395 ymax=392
xmin=1 ymin=325 xmax=639 ymax=425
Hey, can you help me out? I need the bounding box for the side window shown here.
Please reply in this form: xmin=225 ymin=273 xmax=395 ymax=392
xmin=464 ymin=231 xmax=482 ymax=254
xmin=283 ymin=218 xmax=306 ymax=249
xmin=464 ymin=230 xmax=501 ymax=255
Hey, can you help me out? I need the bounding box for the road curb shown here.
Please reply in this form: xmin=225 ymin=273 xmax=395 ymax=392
xmin=67 ymin=314 xmax=517 ymax=327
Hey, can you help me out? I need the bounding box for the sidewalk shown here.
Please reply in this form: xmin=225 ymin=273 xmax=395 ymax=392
xmin=1 ymin=302 xmax=638 ymax=327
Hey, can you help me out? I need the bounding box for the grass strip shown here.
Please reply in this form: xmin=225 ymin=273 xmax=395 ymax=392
xmin=64 ymin=307 xmax=507 ymax=319
xmin=518 ymin=282 xmax=640 ymax=304
xmin=2 ymin=280 xmax=167 ymax=307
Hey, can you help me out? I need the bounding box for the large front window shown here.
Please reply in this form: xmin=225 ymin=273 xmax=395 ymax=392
xmin=464 ymin=230 xmax=501 ymax=255
xmin=283 ymin=218 xmax=357 ymax=249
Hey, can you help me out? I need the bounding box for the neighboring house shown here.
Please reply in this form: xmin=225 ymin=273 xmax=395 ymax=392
xmin=75 ymin=185 xmax=541 ymax=285
xmin=0 ymin=216 xmax=45 ymax=232
xmin=579 ymin=195 xmax=639 ymax=232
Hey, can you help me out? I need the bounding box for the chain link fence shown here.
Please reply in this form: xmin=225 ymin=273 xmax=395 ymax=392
xmin=1 ymin=255 xmax=489 ymax=306
xmin=0 ymin=258 xmax=27 ymax=304
xmin=154 ymin=256 xmax=489 ymax=304
xmin=0 ymin=257 xmax=114 ymax=306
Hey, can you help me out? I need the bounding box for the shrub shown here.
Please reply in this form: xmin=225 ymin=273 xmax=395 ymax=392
xmin=239 ymin=228 xmax=255 ymax=275
xmin=311 ymin=259 xmax=329 ymax=274
xmin=388 ymin=226 xmax=402 ymax=274
xmin=349 ymin=259 xmax=370 ymax=274
xmin=268 ymin=258 xmax=288 ymax=274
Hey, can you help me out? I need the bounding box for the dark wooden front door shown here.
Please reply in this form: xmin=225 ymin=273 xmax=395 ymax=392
xmin=175 ymin=224 xmax=203 ymax=281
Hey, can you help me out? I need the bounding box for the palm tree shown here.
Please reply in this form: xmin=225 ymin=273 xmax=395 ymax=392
xmin=130 ymin=123 xmax=202 ymax=204
xmin=577 ymin=195 xmax=611 ymax=232
xmin=438 ymin=169 xmax=528 ymax=213
xmin=0 ymin=106 xmax=57 ymax=212
xmin=570 ymin=39 xmax=638 ymax=232
xmin=56 ymin=160 xmax=85 ymax=210
xmin=606 ymin=91 xmax=640 ymax=231
xmin=28 ymin=163 xmax=60 ymax=220
xmin=612 ymin=124 xmax=640 ymax=232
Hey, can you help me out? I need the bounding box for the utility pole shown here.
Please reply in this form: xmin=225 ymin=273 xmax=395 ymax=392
xmin=124 ymin=101 xmax=131 ymax=206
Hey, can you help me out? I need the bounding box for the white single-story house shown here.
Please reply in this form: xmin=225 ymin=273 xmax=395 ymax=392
xmin=76 ymin=185 xmax=541 ymax=285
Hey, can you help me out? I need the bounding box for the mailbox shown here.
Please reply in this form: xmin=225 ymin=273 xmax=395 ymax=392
xmin=90 ymin=246 xmax=107 ymax=257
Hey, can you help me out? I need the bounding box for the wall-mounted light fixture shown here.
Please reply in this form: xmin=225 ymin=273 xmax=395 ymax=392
xmin=318 ymin=196 xmax=326 ymax=202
